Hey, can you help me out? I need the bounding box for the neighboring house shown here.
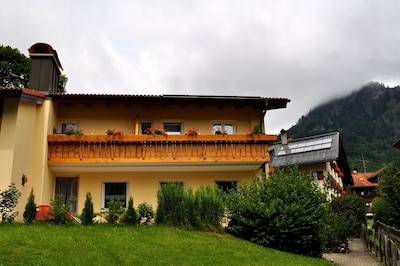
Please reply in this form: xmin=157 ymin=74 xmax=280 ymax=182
xmin=349 ymin=168 xmax=381 ymax=214
xmin=268 ymin=131 xmax=353 ymax=200
xmin=0 ymin=43 xmax=290 ymax=220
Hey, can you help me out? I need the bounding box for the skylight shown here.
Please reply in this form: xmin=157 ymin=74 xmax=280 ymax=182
xmin=277 ymin=136 xmax=332 ymax=156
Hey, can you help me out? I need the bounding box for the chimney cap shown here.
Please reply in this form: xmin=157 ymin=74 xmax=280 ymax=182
xmin=28 ymin=43 xmax=63 ymax=71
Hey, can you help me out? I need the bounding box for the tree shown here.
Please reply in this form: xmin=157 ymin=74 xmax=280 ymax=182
xmin=371 ymin=163 xmax=400 ymax=228
xmin=81 ymin=192 xmax=94 ymax=225
xmin=226 ymin=166 xmax=327 ymax=258
xmin=124 ymin=196 xmax=137 ymax=225
xmin=0 ymin=44 xmax=68 ymax=93
xmin=23 ymin=188 xmax=37 ymax=223
xmin=0 ymin=45 xmax=30 ymax=87
xmin=325 ymin=194 xmax=366 ymax=250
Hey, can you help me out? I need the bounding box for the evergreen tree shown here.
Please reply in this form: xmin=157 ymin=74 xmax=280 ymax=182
xmin=81 ymin=192 xmax=94 ymax=225
xmin=23 ymin=188 xmax=37 ymax=223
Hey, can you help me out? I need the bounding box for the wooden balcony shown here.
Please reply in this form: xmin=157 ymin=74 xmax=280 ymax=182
xmin=47 ymin=134 xmax=277 ymax=168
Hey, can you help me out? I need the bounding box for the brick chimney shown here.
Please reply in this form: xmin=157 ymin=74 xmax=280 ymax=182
xmin=28 ymin=43 xmax=63 ymax=94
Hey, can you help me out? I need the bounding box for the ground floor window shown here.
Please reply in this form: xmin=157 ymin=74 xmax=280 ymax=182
xmin=159 ymin=181 xmax=184 ymax=188
xmin=216 ymin=181 xmax=237 ymax=193
xmin=55 ymin=177 xmax=79 ymax=214
xmin=104 ymin=182 xmax=127 ymax=208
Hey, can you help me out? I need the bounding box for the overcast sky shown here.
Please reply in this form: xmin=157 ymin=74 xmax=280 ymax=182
xmin=2 ymin=1 xmax=400 ymax=134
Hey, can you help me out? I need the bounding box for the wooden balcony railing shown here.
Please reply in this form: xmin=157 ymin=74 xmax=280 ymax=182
xmin=47 ymin=134 xmax=277 ymax=164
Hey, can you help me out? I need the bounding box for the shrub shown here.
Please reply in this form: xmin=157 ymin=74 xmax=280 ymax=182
xmin=23 ymin=188 xmax=37 ymax=223
xmin=156 ymin=183 xmax=187 ymax=227
xmin=226 ymin=166 xmax=327 ymax=257
xmin=325 ymin=194 xmax=366 ymax=250
xmin=106 ymin=199 xmax=124 ymax=224
xmin=81 ymin=192 xmax=94 ymax=225
xmin=138 ymin=202 xmax=154 ymax=225
xmin=124 ymin=196 xmax=137 ymax=225
xmin=0 ymin=183 xmax=22 ymax=223
xmin=49 ymin=194 xmax=76 ymax=225
xmin=155 ymin=183 xmax=225 ymax=230
xmin=195 ymin=185 xmax=225 ymax=230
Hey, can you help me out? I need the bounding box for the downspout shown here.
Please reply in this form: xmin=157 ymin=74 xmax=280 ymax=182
xmin=259 ymin=99 xmax=268 ymax=133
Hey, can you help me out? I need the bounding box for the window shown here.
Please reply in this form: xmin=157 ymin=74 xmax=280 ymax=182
xmin=103 ymin=182 xmax=127 ymax=208
xmin=163 ymin=122 xmax=182 ymax=135
xmin=141 ymin=122 xmax=152 ymax=134
xmin=55 ymin=177 xmax=79 ymax=214
xmin=213 ymin=123 xmax=235 ymax=134
xmin=216 ymin=181 xmax=237 ymax=193
xmin=159 ymin=181 xmax=184 ymax=188
xmin=312 ymin=171 xmax=324 ymax=181
xmin=60 ymin=122 xmax=79 ymax=134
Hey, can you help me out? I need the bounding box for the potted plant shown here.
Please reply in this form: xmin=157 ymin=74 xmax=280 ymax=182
xmin=144 ymin=126 xmax=167 ymax=136
xmin=186 ymin=127 xmax=199 ymax=136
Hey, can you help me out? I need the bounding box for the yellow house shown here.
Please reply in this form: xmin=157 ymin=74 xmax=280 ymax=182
xmin=0 ymin=43 xmax=290 ymax=220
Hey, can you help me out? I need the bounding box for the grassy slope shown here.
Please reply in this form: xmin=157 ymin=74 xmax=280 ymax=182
xmin=0 ymin=224 xmax=333 ymax=266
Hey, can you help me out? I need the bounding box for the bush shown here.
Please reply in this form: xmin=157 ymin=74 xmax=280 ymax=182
xmin=155 ymin=183 xmax=187 ymax=227
xmin=325 ymin=194 xmax=366 ymax=250
xmin=106 ymin=199 xmax=124 ymax=224
xmin=0 ymin=183 xmax=21 ymax=223
xmin=49 ymin=194 xmax=76 ymax=225
xmin=226 ymin=166 xmax=327 ymax=257
xmin=23 ymin=188 xmax=37 ymax=223
xmin=138 ymin=202 xmax=154 ymax=225
xmin=81 ymin=192 xmax=94 ymax=225
xmin=155 ymin=183 xmax=225 ymax=230
xmin=371 ymin=163 xmax=400 ymax=228
xmin=124 ymin=196 xmax=137 ymax=225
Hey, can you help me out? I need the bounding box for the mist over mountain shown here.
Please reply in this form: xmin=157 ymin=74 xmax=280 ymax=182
xmin=286 ymin=81 xmax=400 ymax=172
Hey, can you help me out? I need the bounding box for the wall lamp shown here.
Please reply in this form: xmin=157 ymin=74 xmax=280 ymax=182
xmin=21 ymin=174 xmax=28 ymax=186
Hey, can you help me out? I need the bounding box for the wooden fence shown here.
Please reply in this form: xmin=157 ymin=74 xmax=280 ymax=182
xmin=361 ymin=221 xmax=400 ymax=266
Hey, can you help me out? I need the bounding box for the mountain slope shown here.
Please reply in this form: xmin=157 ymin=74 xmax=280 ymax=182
xmin=286 ymin=82 xmax=400 ymax=171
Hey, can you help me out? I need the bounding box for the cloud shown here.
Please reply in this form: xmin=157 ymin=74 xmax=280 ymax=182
xmin=1 ymin=0 xmax=400 ymax=134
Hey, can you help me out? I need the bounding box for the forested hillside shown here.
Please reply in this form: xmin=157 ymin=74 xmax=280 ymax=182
xmin=286 ymin=82 xmax=400 ymax=171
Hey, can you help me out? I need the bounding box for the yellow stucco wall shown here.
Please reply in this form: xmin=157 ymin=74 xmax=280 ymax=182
xmin=53 ymin=170 xmax=258 ymax=214
xmin=54 ymin=103 xmax=262 ymax=135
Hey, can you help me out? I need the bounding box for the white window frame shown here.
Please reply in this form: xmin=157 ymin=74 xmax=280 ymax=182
xmin=212 ymin=123 xmax=235 ymax=134
xmin=163 ymin=122 xmax=182 ymax=135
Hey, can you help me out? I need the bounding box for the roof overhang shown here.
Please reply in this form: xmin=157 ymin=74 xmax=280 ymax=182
xmin=49 ymin=93 xmax=290 ymax=111
xmin=49 ymin=161 xmax=265 ymax=173
xmin=0 ymin=87 xmax=46 ymax=104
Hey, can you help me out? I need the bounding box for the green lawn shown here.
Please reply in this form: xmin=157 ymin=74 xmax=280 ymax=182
xmin=0 ymin=224 xmax=333 ymax=266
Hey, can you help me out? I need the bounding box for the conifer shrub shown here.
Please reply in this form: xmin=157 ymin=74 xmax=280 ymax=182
xmin=124 ymin=196 xmax=137 ymax=225
xmin=49 ymin=194 xmax=76 ymax=225
xmin=106 ymin=199 xmax=124 ymax=224
xmin=23 ymin=188 xmax=37 ymax=223
xmin=81 ymin=192 xmax=94 ymax=225
xmin=0 ymin=183 xmax=21 ymax=223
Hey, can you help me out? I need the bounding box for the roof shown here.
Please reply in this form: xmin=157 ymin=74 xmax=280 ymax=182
xmin=0 ymin=87 xmax=46 ymax=103
xmin=49 ymin=93 xmax=290 ymax=110
xmin=351 ymin=169 xmax=382 ymax=188
xmin=28 ymin=43 xmax=63 ymax=70
xmin=269 ymin=132 xmax=341 ymax=167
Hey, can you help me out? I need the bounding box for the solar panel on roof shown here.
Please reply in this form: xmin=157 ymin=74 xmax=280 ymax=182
xmin=277 ymin=136 xmax=332 ymax=156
